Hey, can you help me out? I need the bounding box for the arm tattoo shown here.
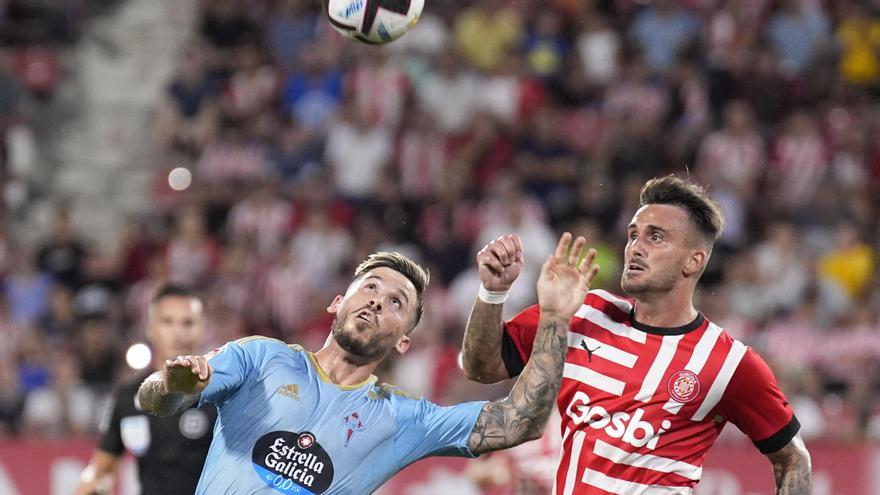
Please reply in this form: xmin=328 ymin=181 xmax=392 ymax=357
xmin=766 ymin=435 xmax=812 ymax=495
xmin=462 ymin=300 xmax=509 ymax=384
xmin=136 ymin=372 xmax=200 ymax=417
xmin=468 ymin=315 xmax=568 ymax=454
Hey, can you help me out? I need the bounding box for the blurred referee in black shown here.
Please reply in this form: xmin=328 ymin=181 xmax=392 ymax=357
xmin=75 ymin=284 xmax=216 ymax=495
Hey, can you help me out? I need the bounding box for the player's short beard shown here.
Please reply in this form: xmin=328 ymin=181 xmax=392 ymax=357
xmin=620 ymin=267 xmax=678 ymax=295
xmin=330 ymin=315 xmax=388 ymax=361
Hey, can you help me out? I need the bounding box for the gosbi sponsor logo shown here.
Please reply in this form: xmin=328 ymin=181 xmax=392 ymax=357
xmin=252 ymin=431 xmax=334 ymax=494
xmin=566 ymin=391 xmax=671 ymax=450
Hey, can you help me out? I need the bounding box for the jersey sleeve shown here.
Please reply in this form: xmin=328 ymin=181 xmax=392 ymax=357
xmin=200 ymin=337 xmax=289 ymax=407
xmin=501 ymin=304 xmax=541 ymax=378
xmin=97 ymin=393 xmax=125 ymax=455
xmin=715 ymin=348 xmax=800 ymax=454
xmin=392 ymin=396 xmax=487 ymax=467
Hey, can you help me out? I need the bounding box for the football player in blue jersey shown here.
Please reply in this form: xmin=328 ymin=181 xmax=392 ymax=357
xmin=137 ymin=233 xmax=599 ymax=495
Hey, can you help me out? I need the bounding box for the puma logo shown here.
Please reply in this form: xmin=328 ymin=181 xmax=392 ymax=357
xmin=580 ymin=341 xmax=601 ymax=362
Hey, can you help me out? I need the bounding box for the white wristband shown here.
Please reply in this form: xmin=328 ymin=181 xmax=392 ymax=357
xmin=478 ymin=285 xmax=509 ymax=304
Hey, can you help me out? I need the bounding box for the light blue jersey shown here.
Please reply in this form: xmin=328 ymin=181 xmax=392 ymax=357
xmin=194 ymin=337 xmax=486 ymax=495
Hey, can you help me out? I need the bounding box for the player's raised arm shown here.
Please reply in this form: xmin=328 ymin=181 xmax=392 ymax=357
xmin=766 ymin=435 xmax=812 ymax=494
xmin=137 ymin=354 xmax=212 ymax=416
xmin=468 ymin=233 xmax=598 ymax=454
xmin=461 ymin=234 xmax=524 ymax=384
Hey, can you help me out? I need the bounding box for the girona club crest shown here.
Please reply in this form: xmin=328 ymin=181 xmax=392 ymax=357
xmin=667 ymin=370 xmax=700 ymax=404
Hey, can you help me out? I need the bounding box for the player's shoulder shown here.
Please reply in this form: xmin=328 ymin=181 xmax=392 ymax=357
xmin=508 ymin=289 xmax=633 ymax=326
xmin=368 ymin=382 xmax=423 ymax=402
xmin=702 ymin=318 xmax=750 ymax=352
xmin=585 ymin=289 xmax=634 ymax=316
xmin=220 ymin=335 xmax=297 ymax=354
xmin=698 ymin=318 xmax=764 ymax=374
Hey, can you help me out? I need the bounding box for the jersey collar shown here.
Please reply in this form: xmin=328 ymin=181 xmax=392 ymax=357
xmin=306 ymin=352 xmax=378 ymax=390
xmin=629 ymin=312 xmax=705 ymax=336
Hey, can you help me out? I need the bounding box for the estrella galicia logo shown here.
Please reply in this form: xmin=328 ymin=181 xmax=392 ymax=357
xmin=252 ymin=431 xmax=334 ymax=494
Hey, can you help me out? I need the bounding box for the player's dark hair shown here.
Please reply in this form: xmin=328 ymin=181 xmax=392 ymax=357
xmin=639 ymin=175 xmax=725 ymax=245
xmin=151 ymin=283 xmax=200 ymax=304
xmin=354 ymin=252 xmax=430 ymax=334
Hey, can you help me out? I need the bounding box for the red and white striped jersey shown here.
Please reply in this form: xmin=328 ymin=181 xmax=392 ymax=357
xmin=501 ymin=289 xmax=799 ymax=495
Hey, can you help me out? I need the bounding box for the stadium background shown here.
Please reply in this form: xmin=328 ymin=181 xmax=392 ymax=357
xmin=0 ymin=0 xmax=878 ymax=493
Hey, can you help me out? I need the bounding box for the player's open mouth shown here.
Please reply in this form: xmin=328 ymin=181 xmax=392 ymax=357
xmin=357 ymin=311 xmax=373 ymax=324
xmin=627 ymin=263 xmax=646 ymax=272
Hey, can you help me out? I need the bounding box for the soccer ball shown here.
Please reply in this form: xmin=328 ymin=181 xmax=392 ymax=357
xmin=324 ymin=0 xmax=424 ymax=45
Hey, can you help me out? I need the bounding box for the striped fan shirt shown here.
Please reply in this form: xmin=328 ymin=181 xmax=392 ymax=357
xmin=501 ymin=290 xmax=799 ymax=495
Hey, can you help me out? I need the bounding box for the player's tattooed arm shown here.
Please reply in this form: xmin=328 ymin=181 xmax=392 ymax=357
xmin=462 ymin=300 xmax=508 ymax=383
xmin=462 ymin=234 xmax=524 ymax=384
xmin=468 ymin=233 xmax=599 ymax=454
xmin=468 ymin=314 xmax=569 ymax=454
xmin=766 ymin=435 xmax=812 ymax=495
xmin=137 ymin=355 xmax=211 ymax=416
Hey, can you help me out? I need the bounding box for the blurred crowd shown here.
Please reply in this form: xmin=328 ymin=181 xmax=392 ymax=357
xmin=1 ymin=0 xmax=880 ymax=449
xmin=0 ymin=0 xmax=127 ymax=208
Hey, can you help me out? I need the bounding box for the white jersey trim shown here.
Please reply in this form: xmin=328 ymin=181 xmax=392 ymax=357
xmin=663 ymin=323 xmax=723 ymax=414
xmin=692 ymin=340 xmax=748 ymax=421
xmin=589 ymin=289 xmax=634 ymax=314
xmin=592 ymin=439 xmax=703 ymax=481
xmin=635 ymin=334 xmax=684 ymax=403
xmin=568 ymin=333 xmax=639 ymax=368
xmin=552 ymin=427 xmax=573 ymax=495
xmin=564 ymin=363 xmax=627 ymax=396
xmin=575 ymin=304 xmax=647 ymax=344
xmin=562 ymin=430 xmax=587 ymax=495
xmin=582 ymin=468 xmax=694 ymax=495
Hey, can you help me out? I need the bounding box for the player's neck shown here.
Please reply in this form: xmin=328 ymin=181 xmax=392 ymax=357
xmin=632 ymin=291 xmax=698 ymax=329
xmin=313 ymin=345 xmax=378 ymax=387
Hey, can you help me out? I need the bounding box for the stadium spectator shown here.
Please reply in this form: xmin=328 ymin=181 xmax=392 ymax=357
xmin=768 ymin=110 xmax=828 ymax=209
xmin=155 ymin=42 xmax=220 ymax=155
xmin=0 ymin=358 xmax=22 ymax=436
xmin=164 ymin=207 xmax=221 ymax=287
xmin=20 ymin=351 xmax=101 ymax=438
xmin=3 ymin=247 xmax=52 ymax=326
xmin=629 ymin=0 xmax=700 ymax=74
xmin=454 ymin=0 xmax=523 ymax=73
xmin=575 ymin=11 xmax=620 ymax=87
xmin=764 ymin=0 xmax=831 ymax=76
xmin=323 ymin=104 xmax=393 ymax=200
xmin=279 ymin=45 xmax=344 ymax=129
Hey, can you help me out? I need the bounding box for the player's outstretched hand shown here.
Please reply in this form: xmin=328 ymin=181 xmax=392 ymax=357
xmin=163 ymin=355 xmax=212 ymax=395
xmin=477 ymin=234 xmax=524 ymax=292
xmin=537 ymin=232 xmax=600 ymax=321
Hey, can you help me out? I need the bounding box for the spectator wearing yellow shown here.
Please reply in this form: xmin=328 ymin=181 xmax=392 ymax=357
xmin=818 ymin=223 xmax=876 ymax=300
xmin=454 ymin=0 xmax=523 ymax=72
xmin=836 ymin=2 xmax=880 ymax=86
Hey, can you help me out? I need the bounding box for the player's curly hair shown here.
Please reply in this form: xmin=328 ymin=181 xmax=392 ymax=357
xmin=354 ymin=252 xmax=430 ymax=334
xmin=640 ymin=175 xmax=725 ymax=245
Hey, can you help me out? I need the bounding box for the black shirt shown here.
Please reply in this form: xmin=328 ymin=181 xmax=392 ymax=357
xmin=99 ymin=373 xmax=216 ymax=495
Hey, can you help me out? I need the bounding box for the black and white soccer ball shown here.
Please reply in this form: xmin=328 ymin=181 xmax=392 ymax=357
xmin=324 ymin=0 xmax=424 ymax=44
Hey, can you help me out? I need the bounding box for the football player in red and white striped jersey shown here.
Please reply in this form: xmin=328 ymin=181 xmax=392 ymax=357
xmin=461 ymin=175 xmax=811 ymax=494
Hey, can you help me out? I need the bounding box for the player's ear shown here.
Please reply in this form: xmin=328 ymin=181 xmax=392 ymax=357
xmin=327 ymin=295 xmax=343 ymax=315
xmin=683 ymin=249 xmax=707 ymax=278
xmin=393 ymin=335 xmax=411 ymax=356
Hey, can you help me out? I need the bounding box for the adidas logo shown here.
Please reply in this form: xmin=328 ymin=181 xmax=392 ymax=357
xmin=277 ymin=384 xmax=300 ymax=401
